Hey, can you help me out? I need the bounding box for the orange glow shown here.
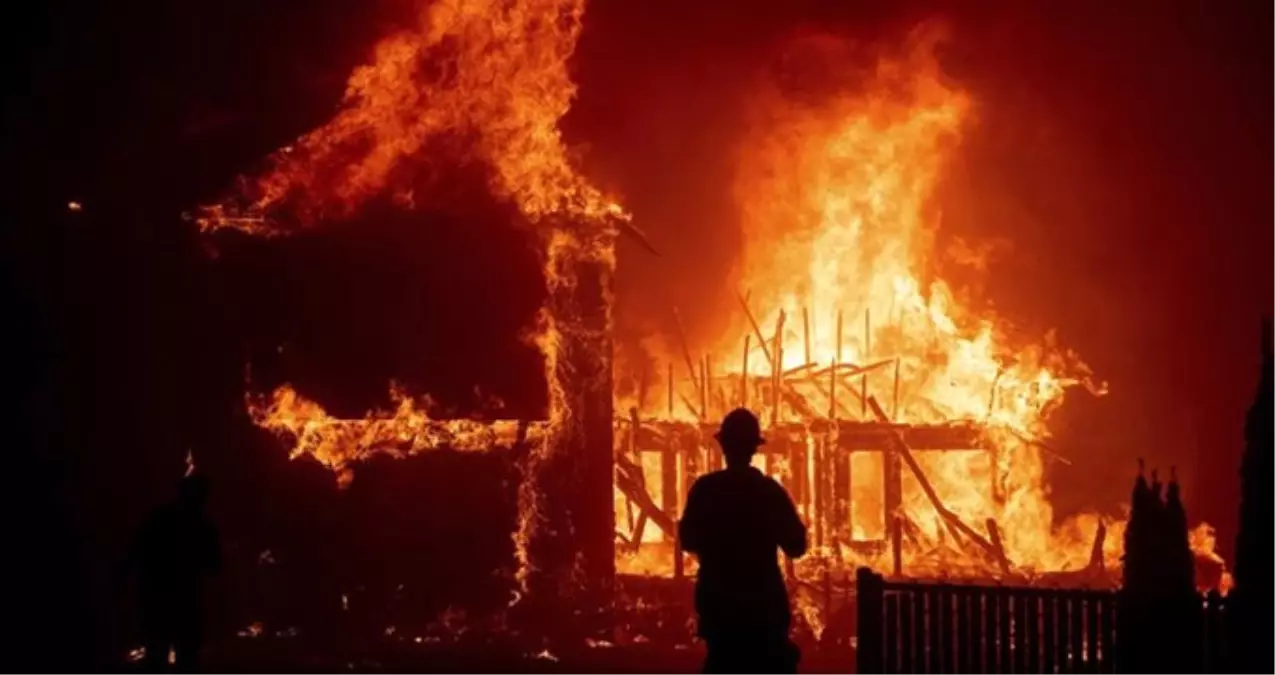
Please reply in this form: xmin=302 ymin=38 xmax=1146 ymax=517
xmin=195 ymin=0 xmax=1230 ymax=605
xmin=197 ymin=0 xmax=623 ymax=229
xmin=250 ymin=384 xmax=540 ymax=486
xmin=202 ymin=0 xmax=624 ymax=601
xmin=613 ymin=24 xmax=1129 ymax=581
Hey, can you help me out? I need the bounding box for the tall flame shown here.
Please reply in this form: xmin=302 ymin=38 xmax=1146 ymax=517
xmin=201 ymin=2 xmax=1227 ymax=603
xmin=614 ymin=25 xmax=1114 ymax=579
xmin=203 ymin=0 xmax=623 ymax=600
xmin=201 ymin=0 xmax=620 ymax=229
xmin=728 ymin=25 xmax=1098 ymax=571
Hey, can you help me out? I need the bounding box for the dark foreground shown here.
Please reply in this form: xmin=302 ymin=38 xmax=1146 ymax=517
xmin=122 ymin=635 xmax=855 ymax=673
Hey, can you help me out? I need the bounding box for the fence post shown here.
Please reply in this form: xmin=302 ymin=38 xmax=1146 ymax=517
xmin=857 ymin=567 xmax=885 ymax=674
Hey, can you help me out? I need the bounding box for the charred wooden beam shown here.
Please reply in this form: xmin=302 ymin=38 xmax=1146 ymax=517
xmin=661 ymin=434 xmax=679 ymax=520
xmin=767 ymin=312 xmax=783 ymax=427
xmin=738 ymin=292 xmax=774 ymax=366
xmin=986 ymin=518 xmax=1013 ymax=575
xmin=866 ymin=396 xmax=999 ymax=562
xmin=614 ymin=461 xmax=677 ymax=538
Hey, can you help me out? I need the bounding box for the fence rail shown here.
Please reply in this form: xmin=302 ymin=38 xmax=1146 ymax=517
xmin=856 ymin=568 xmax=1230 ymax=674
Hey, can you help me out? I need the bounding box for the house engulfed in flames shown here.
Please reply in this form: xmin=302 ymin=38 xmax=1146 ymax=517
xmin=197 ymin=0 xmax=1225 ymax=623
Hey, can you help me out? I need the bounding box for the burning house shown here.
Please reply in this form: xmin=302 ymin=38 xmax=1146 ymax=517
xmin=192 ymin=0 xmax=1228 ymax=644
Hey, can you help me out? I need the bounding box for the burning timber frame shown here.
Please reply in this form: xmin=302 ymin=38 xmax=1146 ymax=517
xmin=612 ymin=301 xmax=1019 ymax=577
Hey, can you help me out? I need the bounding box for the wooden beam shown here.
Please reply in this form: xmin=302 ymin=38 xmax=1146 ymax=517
xmin=672 ymin=306 xmax=701 ymax=403
xmin=666 ymin=362 xmax=673 ymax=419
xmin=614 ymin=459 xmax=677 ymax=537
xmin=891 ymin=516 xmax=903 ymax=576
xmin=892 ymin=358 xmax=901 ymax=421
xmin=738 ymin=292 xmax=773 ymax=366
xmin=771 ymin=310 xmax=786 ymax=427
xmin=700 ymin=355 xmax=709 ymax=421
xmin=985 ymin=518 xmax=1013 ymax=575
xmin=803 ymin=307 xmax=812 ymax=366
xmin=866 ymin=395 xmax=999 ymax=562
xmin=861 ymin=309 xmax=870 ymax=416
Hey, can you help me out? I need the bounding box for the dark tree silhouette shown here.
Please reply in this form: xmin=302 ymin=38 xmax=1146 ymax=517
xmin=1230 ymin=318 xmax=1273 ymax=672
xmin=1120 ymin=462 xmax=1200 ymax=673
xmin=1121 ymin=461 xmax=1154 ymax=596
xmin=1119 ymin=462 xmax=1156 ymax=673
xmin=1162 ymin=469 xmax=1196 ymax=597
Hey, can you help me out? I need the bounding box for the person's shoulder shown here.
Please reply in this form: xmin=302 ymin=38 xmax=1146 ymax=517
xmin=691 ymin=470 xmax=726 ymax=488
xmin=757 ymin=471 xmax=791 ymax=496
xmin=689 ymin=469 xmax=734 ymax=493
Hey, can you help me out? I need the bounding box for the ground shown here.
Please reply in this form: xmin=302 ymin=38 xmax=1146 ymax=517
xmin=188 ymin=638 xmax=856 ymax=673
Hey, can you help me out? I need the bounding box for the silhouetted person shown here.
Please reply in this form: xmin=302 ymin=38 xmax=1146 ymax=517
xmin=135 ymin=474 xmax=220 ymax=672
xmin=679 ymin=408 xmax=807 ymax=674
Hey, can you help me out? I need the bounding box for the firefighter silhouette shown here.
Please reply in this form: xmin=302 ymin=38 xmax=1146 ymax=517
xmin=680 ymin=408 xmax=807 ymax=673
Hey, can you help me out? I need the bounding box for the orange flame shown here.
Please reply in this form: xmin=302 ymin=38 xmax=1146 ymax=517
xmin=198 ymin=0 xmax=622 ymax=229
xmin=615 ymin=25 xmax=1120 ymax=580
xmin=248 ymin=384 xmax=539 ymax=486
xmin=203 ymin=0 xmax=623 ymax=601
xmin=200 ymin=0 xmax=1228 ymax=605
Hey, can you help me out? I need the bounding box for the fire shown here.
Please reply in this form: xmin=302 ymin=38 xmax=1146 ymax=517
xmin=195 ymin=0 xmax=1230 ymax=617
xmin=196 ymin=0 xmax=621 ymax=228
xmin=248 ymin=384 xmax=539 ymax=487
xmin=615 ymin=25 xmax=1115 ymax=580
xmin=201 ymin=0 xmax=623 ymax=602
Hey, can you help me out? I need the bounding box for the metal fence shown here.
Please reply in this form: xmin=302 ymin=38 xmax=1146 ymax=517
xmin=855 ymin=568 xmax=1230 ymax=673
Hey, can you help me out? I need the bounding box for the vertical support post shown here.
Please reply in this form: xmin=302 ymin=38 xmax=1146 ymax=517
xmin=524 ymin=224 xmax=614 ymax=631
xmin=802 ymin=306 xmax=812 ymax=366
xmin=839 ymin=445 xmax=851 ymax=547
xmin=813 ymin=433 xmax=825 ymax=548
xmin=884 ymin=450 xmax=902 ymax=541
xmin=771 ymin=311 xmax=785 ymax=428
xmin=861 ymin=309 xmax=871 ymax=417
xmin=831 ymin=311 xmax=846 ymax=546
xmin=830 ymin=311 xmax=841 ymax=418
xmin=807 ymin=434 xmax=819 ymax=547
xmin=683 ymin=432 xmax=698 ymax=509
xmin=667 ymin=362 xmax=674 ymax=419
xmin=672 ymin=306 xmax=701 ymax=408
xmin=892 ymin=515 xmax=903 ymax=577
xmin=740 ymin=335 xmax=750 ymax=408
xmin=700 ymin=355 xmax=709 ymax=421
xmin=892 ymin=357 xmax=901 ymax=421
xmin=662 ymin=436 xmax=679 ymax=528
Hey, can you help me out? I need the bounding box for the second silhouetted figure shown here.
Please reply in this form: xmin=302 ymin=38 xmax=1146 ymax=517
xmin=679 ymin=408 xmax=808 ymax=674
xmin=135 ymin=473 xmax=221 ymax=672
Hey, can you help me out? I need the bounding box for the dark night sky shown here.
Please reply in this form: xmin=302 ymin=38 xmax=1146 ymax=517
xmin=0 ymin=0 xmax=1269 ymax=667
